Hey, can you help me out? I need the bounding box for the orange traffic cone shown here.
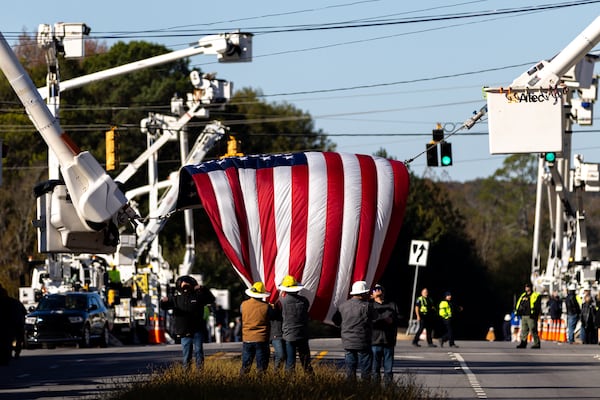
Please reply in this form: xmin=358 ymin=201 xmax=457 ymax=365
xmin=486 ymin=327 xmax=496 ymax=341
xmin=557 ymin=319 xmax=566 ymax=342
xmin=540 ymin=319 xmax=548 ymax=341
xmin=148 ymin=315 xmax=166 ymax=344
xmin=552 ymin=320 xmax=559 ymax=341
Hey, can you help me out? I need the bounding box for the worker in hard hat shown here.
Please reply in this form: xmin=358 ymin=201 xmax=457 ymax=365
xmin=332 ymin=280 xmax=376 ymax=381
xmin=240 ymin=281 xmax=272 ymax=375
xmin=279 ymin=275 xmax=313 ymax=374
xmin=565 ymin=283 xmax=581 ymax=344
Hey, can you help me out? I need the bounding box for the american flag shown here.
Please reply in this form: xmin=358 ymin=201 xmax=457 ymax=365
xmin=177 ymin=152 xmax=409 ymax=322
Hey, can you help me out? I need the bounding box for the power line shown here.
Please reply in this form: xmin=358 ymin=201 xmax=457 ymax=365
xmin=3 ymin=1 xmax=596 ymax=41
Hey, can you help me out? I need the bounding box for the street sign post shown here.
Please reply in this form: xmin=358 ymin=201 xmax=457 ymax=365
xmin=407 ymin=240 xmax=430 ymax=334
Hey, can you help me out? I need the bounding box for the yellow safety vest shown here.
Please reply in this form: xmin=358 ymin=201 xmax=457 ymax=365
xmin=439 ymin=300 xmax=452 ymax=320
xmin=516 ymin=291 xmax=540 ymax=316
xmin=418 ymin=296 xmax=432 ymax=314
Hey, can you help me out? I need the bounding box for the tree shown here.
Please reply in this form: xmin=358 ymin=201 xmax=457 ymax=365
xmin=379 ymin=171 xmax=496 ymax=339
xmin=218 ymin=87 xmax=335 ymax=155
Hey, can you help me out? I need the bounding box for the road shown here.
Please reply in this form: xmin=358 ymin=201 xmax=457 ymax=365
xmin=1 ymin=339 xmax=600 ymax=399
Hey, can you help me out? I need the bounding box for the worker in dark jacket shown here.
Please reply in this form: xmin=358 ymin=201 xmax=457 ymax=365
xmin=279 ymin=275 xmax=313 ymax=374
xmin=160 ymin=275 xmax=215 ymax=368
xmin=370 ymin=284 xmax=399 ymax=385
xmin=412 ymin=288 xmax=437 ymax=347
xmin=515 ymin=282 xmax=541 ymax=349
xmin=333 ymin=280 xmax=376 ymax=381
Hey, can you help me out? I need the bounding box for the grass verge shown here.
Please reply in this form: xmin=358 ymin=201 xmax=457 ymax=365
xmin=102 ymin=358 xmax=445 ymax=400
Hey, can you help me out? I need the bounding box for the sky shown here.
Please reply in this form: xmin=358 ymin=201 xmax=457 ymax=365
xmin=0 ymin=0 xmax=599 ymax=182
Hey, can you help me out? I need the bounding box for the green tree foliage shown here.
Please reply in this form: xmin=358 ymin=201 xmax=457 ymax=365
xmin=218 ymin=87 xmax=335 ymax=155
xmin=443 ymin=154 xmax=540 ymax=324
xmin=380 ymin=171 xmax=496 ymax=339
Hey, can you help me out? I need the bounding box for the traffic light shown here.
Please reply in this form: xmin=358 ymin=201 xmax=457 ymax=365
xmin=432 ymin=124 xmax=444 ymax=142
xmin=440 ymin=141 xmax=453 ymax=166
xmin=426 ymin=143 xmax=438 ymax=167
xmin=105 ymin=127 xmax=119 ymax=171
xmin=544 ymin=152 xmax=556 ymax=164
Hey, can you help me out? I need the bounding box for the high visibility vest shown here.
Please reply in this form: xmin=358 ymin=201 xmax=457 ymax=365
xmin=439 ymin=300 xmax=452 ymax=320
xmin=516 ymin=291 xmax=540 ymax=316
xmin=418 ymin=296 xmax=432 ymax=314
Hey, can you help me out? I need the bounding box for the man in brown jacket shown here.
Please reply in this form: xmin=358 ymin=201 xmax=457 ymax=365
xmin=240 ymin=281 xmax=272 ymax=374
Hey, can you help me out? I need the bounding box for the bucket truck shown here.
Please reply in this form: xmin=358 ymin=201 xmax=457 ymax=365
xmin=107 ymin=94 xmax=229 ymax=341
xmin=1 ymin=24 xmax=252 ymax=317
xmin=482 ymin=16 xmax=600 ymax=296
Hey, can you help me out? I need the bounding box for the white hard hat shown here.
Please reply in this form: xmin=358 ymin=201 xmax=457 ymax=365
xmin=568 ymin=283 xmax=577 ymax=291
xmin=349 ymin=281 xmax=369 ymax=295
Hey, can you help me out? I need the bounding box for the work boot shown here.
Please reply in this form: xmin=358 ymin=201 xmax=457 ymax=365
xmin=516 ymin=341 xmax=527 ymax=349
xmin=531 ymin=344 xmax=540 ymax=349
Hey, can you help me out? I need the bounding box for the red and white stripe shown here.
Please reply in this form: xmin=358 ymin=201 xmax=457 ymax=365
xmin=179 ymin=152 xmax=409 ymax=323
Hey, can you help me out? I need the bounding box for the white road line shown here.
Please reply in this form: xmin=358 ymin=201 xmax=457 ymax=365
xmin=452 ymin=352 xmax=488 ymax=399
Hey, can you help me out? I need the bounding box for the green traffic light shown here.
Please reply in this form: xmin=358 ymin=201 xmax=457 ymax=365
xmin=440 ymin=142 xmax=452 ymax=166
xmin=544 ymin=152 xmax=556 ymax=163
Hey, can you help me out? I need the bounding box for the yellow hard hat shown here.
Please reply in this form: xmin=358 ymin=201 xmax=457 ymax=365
xmin=279 ymin=275 xmax=304 ymax=292
xmin=245 ymin=281 xmax=270 ymax=298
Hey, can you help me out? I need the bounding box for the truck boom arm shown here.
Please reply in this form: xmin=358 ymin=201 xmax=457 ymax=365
xmin=0 ymin=31 xmax=135 ymax=226
xmin=38 ymin=32 xmax=252 ymax=98
xmin=512 ymin=16 xmax=600 ymax=88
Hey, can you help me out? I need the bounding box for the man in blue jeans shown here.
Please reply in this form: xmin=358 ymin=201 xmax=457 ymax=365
xmin=371 ymin=284 xmax=399 ymax=385
xmin=160 ymin=275 xmax=215 ymax=368
xmin=333 ymin=280 xmax=376 ymax=381
xmin=279 ymin=275 xmax=313 ymax=374
xmin=565 ymin=284 xmax=581 ymax=344
xmin=240 ymin=281 xmax=272 ymax=374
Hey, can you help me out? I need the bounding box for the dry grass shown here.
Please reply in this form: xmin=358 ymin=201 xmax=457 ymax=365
xmin=102 ymin=358 xmax=445 ymax=400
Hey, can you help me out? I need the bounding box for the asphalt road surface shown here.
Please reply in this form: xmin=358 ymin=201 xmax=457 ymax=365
xmin=2 ymin=338 xmax=600 ymax=399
